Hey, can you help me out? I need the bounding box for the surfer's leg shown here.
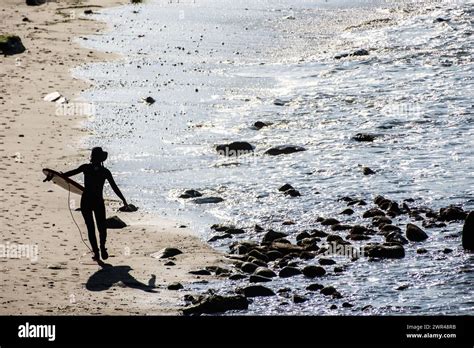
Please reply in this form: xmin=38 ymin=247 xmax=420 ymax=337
xmin=95 ymin=201 xmax=108 ymax=259
xmin=81 ymin=201 xmax=99 ymax=257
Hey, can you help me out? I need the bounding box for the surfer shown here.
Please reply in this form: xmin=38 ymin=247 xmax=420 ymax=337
xmin=46 ymin=147 xmax=129 ymax=261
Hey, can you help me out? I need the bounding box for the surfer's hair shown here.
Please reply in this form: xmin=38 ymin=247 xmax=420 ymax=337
xmin=90 ymin=147 xmax=108 ymax=163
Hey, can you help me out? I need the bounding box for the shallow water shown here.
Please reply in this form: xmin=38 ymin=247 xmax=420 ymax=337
xmin=73 ymin=0 xmax=474 ymax=315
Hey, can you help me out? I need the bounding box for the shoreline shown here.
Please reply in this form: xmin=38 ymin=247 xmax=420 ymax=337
xmin=0 ymin=0 xmax=228 ymax=315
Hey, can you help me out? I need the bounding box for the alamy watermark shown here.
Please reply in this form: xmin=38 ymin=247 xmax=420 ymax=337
xmin=0 ymin=242 xmax=39 ymax=263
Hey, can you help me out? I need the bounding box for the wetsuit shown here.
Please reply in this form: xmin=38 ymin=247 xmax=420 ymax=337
xmin=64 ymin=163 xmax=123 ymax=254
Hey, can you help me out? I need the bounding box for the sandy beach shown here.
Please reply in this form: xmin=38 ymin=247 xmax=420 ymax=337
xmin=0 ymin=0 xmax=228 ymax=315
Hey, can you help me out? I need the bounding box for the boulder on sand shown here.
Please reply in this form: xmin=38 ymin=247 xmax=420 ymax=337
xmin=462 ymin=211 xmax=474 ymax=251
xmin=105 ymin=216 xmax=127 ymax=229
xmin=179 ymin=189 xmax=202 ymax=199
xmin=153 ymin=247 xmax=183 ymax=259
xmin=183 ymin=295 xmax=248 ymax=315
xmin=26 ymin=0 xmax=46 ymax=6
xmin=0 ymin=35 xmax=26 ymax=56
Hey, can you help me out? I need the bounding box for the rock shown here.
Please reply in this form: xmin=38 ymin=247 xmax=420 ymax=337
xmin=265 ymin=145 xmax=306 ymax=156
xmin=293 ymin=294 xmax=308 ymax=304
xmin=155 ymin=247 xmax=183 ymax=259
xmin=385 ymin=232 xmax=408 ymax=245
xmin=249 ymin=275 xmax=272 ymax=283
xmin=164 ymin=261 xmax=175 ymax=266
xmin=296 ymin=231 xmax=311 ymax=241
xmin=240 ymin=262 xmax=259 ymax=273
xmin=381 ymin=224 xmax=402 ymax=233
xmin=278 ymin=266 xmax=302 ymax=278
xmin=439 ymin=206 xmax=467 ymax=221
xmin=350 ymin=225 xmax=369 ymax=235
xmin=262 ymin=230 xmax=287 ymax=244
xmin=363 ymin=208 xmax=385 ymax=218
xmin=228 ymin=273 xmax=247 ymax=281
xmin=266 ymin=250 xmax=283 ymax=261
xmin=105 ymin=216 xmax=127 ymax=229
xmin=278 ymin=183 xmax=294 ymax=192
xmin=363 ymin=167 xmax=376 ymax=175
xmin=189 ymin=269 xmax=211 ymax=276
xmin=208 ymin=233 xmax=232 ymax=242
xmin=179 ymin=189 xmax=202 ymax=199
xmin=331 ymin=224 xmax=352 ymax=231
xmin=216 ymin=142 xmax=254 ymax=156
xmin=254 ymin=267 xmax=276 ymax=278
xmin=340 ymin=208 xmax=354 ymax=215
xmin=416 ymin=248 xmax=428 ymax=254
xmin=364 ymin=243 xmax=405 ymax=259
xmin=248 ymin=250 xmax=269 ymax=262
xmin=167 ymin=282 xmax=183 ymax=290
xmin=226 ymin=228 xmax=245 ymax=235
xmin=273 ymin=98 xmax=289 ymax=106
xmin=320 ymin=286 xmax=337 ymax=296
xmin=352 ymin=133 xmax=375 ymax=142
xmin=302 ymin=265 xmax=326 ymax=278
xmin=372 ymin=216 xmax=392 ymax=227
xmin=321 ymin=218 xmax=339 ymax=226
xmin=26 ymin=0 xmax=46 ymax=6
xmin=462 ymin=211 xmax=474 ymax=251
xmin=442 ymin=248 xmax=453 ymax=254
xmin=270 ymin=242 xmax=304 ymax=255
xmin=284 ymin=189 xmax=301 ymax=197
xmin=192 ymin=197 xmax=224 ymax=204
xmin=239 ymin=285 xmax=275 ymax=297
xmin=142 ymin=96 xmax=155 ymax=105
xmin=183 ymin=295 xmax=248 ymax=315
xmin=253 ymin=121 xmax=268 ymax=130
xmin=318 ymin=258 xmax=336 ymax=266
xmin=119 ymin=204 xmax=138 ymax=212
xmin=306 ymin=283 xmax=324 ymax=291
xmin=342 ymin=302 xmax=354 ymax=308
xmin=406 ymin=223 xmax=428 ymax=242
xmin=329 ymin=304 xmax=338 ymax=310
xmin=84 ymin=9 xmax=93 ymax=15
xmin=254 ymin=224 xmax=265 ymax=232
xmin=335 ymin=49 xmax=369 ymax=59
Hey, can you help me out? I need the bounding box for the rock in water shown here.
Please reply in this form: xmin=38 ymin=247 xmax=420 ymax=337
xmin=462 ymin=211 xmax=474 ymax=251
xmin=253 ymin=121 xmax=268 ymax=130
xmin=265 ymin=145 xmax=306 ymax=156
xmin=215 ymin=142 xmax=254 ymax=156
xmin=105 ymin=216 xmax=127 ymax=229
xmin=278 ymin=266 xmax=302 ymax=278
xmin=364 ymin=243 xmax=405 ymax=259
xmin=363 ymin=167 xmax=376 ymax=175
xmin=179 ymin=189 xmax=202 ymax=199
xmin=406 ymin=224 xmax=428 ymax=242
xmin=182 ymin=295 xmax=248 ymax=315
xmin=192 ymin=197 xmax=224 ymax=204
xmin=439 ymin=206 xmax=467 ymax=221
xmin=302 ymin=265 xmax=326 ymax=278
xmin=262 ymin=230 xmax=287 ymax=244
xmin=239 ymin=285 xmax=275 ymax=297
xmin=353 ymin=133 xmax=375 ymax=142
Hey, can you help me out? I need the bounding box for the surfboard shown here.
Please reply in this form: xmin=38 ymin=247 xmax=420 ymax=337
xmin=42 ymin=168 xmax=84 ymax=195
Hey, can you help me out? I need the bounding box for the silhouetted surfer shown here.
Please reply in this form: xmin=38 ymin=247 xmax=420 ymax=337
xmin=49 ymin=147 xmax=129 ymax=261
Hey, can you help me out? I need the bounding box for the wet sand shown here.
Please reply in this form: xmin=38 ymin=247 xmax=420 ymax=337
xmin=0 ymin=0 xmax=227 ymax=315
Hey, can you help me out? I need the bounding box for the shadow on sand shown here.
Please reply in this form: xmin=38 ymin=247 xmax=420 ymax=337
xmin=86 ymin=262 xmax=156 ymax=292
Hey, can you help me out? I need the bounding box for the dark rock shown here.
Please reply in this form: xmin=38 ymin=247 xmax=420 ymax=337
xmin=416 ymin=248 xmax=428 ymax=254
xmin=299 ymin=251 xmax=315 ymax=260
xmin=329 ymin=304 xmax=338 ymax=310
xmin=306 ymin=283 xmax=324 ymax=291
xmin=439 ymin=206 xmax=467 ymax=221
xmin=293 ymin=294 xmax=308 ymax=304
xmin=273 ymin=98 xmax=289 ymax=106
xmin=340 ymin=208 xmax=354 ymax=215
xmin=334 ymin=49 xmax=369 ymax=59
xmin=179 ymin=189 xmax=202 ymax=199
xmin=208 ymin=233 xmax=232 ymax=242
xmin=278 ymin=266 xmax=302 ymax=278
xmin=302 ymin=265 xmax=326 ymax=278
xmin=266 ymin=250 xmax=283 ymax=261
xmin=254 ymin=267 xmax=276 ymax=278
xmin=84 ymin=9 xmax=94 ymax=15
xmin=193 ymin=197 xmax=224 ymax=204
xmin=296 ymin=231 xmax=311 ymax=241
xmin=331 ymin=224 xmax=352 ymax=231
xmin=253 ymin=121 xmax=268 ymax=130
xmin=249 ymin=275 xmax=272 ymax=283
xmin=255 ymin=224 xmax=265 ymax=232
xmin=321 ymin=218 xmax=340 ymax=226
xmin=284 ymin=189 xmax=301 ymax=197
xmin=462 ymin=211 xmax=474 ymax=251
xmin=363 ymin=208 xmax=385 ymax=218
xmin=157 ymin=247 xmax=183 ymax=259
xmin=319 ymin=258 xmax=336 ymax=266
xmin=364 ymin=243 xmax=405 ymax=259
xmin=334 ymin=266 xmax=344 ymax=273
xmin=183 ymin=295 xmax=248 ymax=315
xmin=342 ymin=302 xmax=354 ymax=308
xmin=363 ymin=167 xmax=376 ymax=175
xmin=278 ymin=183 xmax=294 ymax=192
xmin=228 ymin=273 xmax=247 ymax=281
xmin=442 ymin=248 xmax=453 ymax=254
xmin=381 ymin=224 xmax=402 ymax=233
xmin=265 ymin=145 xmax=306 ymax=156
xmin=167 ymin=282 xmax=183 ymax=290
xmin=240 ymin=285 xmax=275 ymax=297
xmin=226 ymin=228 xmax=245 ymax=235
xmin=248 ymin=250 xmax=269 ymax=262
xmin=372 ymin=216 xmax=392 ymax=226
xmin=406 ymin=223 xmax=428 ymax=242
xmin=350 ymin=225 xmax=368 ymax=235
xmin=143 ymin=96 xmax=155 ymax=104
xmin=119 ymin=203 xmax=138 ymax=212
xmin=240 ymin=262 xmax=259 ymax=273
xmin=216 ymin=141 xmax=254 ymax=156
xmin=320 ymin=286 xmax=337 ymax=296
xmin=26 ymin=0 xmax=46 ymax=6
xmin=105 ymin=216 xmax=127 ymax=229
xmin=385 ymin=232 xmax=408 ymax=245
xmin=353 ymin=133 xmax=375 ymax=142
xmin=164 ymin=261 xmax=175 ymax=266
xmin=270 ymin=242 xmax=304 ymax=255
xmin=262 ymin=230 xmax=287 ymax=244
xmin=189 ymin=269 xmax=211 ymax=276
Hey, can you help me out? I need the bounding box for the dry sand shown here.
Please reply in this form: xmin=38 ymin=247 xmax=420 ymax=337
xmin=0 ymin=0 xmax=228 ymax=315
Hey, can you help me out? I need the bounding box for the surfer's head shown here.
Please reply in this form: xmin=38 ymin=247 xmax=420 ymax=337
xmin=90 ymin=147 xmax=108 ymax=164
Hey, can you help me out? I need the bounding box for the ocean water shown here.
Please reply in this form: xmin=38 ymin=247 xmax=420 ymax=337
xmin=73 ymin=0 xmax=474 ymax=315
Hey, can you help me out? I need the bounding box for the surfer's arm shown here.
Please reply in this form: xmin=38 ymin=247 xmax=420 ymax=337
xmin=106 ymin=171 xmax=128 ymax=205
xmin=63 ymin=165 xmax=86 ymax=177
